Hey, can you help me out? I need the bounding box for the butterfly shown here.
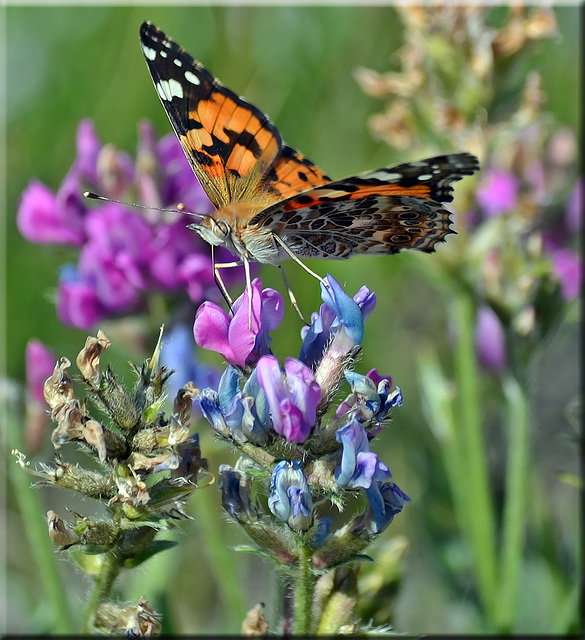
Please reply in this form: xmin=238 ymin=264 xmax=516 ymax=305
xmin=139 ymin=21 xmax=479 ymax=316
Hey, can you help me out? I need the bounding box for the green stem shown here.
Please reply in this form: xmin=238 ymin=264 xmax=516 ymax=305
xmin=7 ymin=413 xmax=75 ymax=633
xmin=294 ymin=543 xmax=313 ymax=635
xmin=452 ymin=292 xmax=498 ymax=622
xmin=495 ymin=374 xmax=530 ymax=631
xmin=82 ymin=551 xmax=120 ymax=633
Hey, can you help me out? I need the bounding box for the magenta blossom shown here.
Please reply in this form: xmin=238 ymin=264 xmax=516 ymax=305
xmin=475 ymin=306 xmax=506 ymax=372
xmin=476 ymin=168 xmax=519 ymax=218
xmin=256 ymin=355 xmax=321 ymax=443
xmin=193 ymin=279 xmax=285 ymax=368
xmin=17 ymin=118 xmax=239 ymax=330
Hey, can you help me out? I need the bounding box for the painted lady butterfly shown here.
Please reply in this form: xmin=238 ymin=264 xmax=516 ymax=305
xmin=139 ymin=21 xmax=479 ymax=302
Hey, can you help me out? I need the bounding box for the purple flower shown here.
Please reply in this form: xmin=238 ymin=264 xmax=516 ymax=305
xmin=17 ymin=118 xmax=230 ymax=330
xmin=551 ymin=249 xmax=581 ymax=300
xmin=475 ymin=306 xmax=506 ymax=371
xmin=56 ymin=267 xmax=107 ymax=330
xmin=268 ymin=461 xmax=313 ymax=532
xmin=257 ymin=355 xmax=321 ymax=443
xmin=300 ymin=275 xmax=376 ymax=368
xmin=193 ymin=279 xmax=284 ymax=368
xmin=25 ymin=339 xmax=57 ymax=404
xmin=17 ymin=180 xmax=85 ymax=245
xmin=335 ymin=416 xmax=391 ymax=489
xmin=476 ymin=168 xmax=519 ymax=217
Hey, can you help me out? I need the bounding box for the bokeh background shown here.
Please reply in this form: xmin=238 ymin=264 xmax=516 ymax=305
xmin=3 ymin=5 xmax=581 ymax=635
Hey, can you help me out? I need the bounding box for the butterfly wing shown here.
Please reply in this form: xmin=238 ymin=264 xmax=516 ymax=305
xmin=139 ymin=22 xmax=331 ymax=212
xmin=246 ymin=153 xmax=480 ymax=259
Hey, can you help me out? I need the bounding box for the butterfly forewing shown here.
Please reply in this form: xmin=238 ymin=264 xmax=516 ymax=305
xmin=140 ymin=22 xmax=480 ymax=269
xmin=139 ymin=21 xmax=330 ymax=212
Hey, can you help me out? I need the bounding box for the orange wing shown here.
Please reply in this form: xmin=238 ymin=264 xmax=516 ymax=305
xmin=139 ymin=22 xmax=331 ymax=212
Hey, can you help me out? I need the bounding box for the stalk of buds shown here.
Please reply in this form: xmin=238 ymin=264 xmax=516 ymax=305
xmin=14 ymin=328 xmax=212 ymax=635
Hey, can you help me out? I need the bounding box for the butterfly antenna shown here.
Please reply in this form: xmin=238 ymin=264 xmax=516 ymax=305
xmin=83 ymin=191 xmax=209 ymax=221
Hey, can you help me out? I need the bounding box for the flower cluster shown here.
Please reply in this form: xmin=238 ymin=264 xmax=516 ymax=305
xmin=355 ymin=6 xmax=579 ymax=375
xmin=192 ymin=274 xmax=409 ymax=632
xmin=15 ymin=330 xmax=212 ymax=634
xmin=17 ymin=119 xmax=239 ymax=329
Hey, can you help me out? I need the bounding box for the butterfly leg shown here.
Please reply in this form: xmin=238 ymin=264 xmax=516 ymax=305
xmin=273 ymin=235 xmax=328 ymax=286
xmin=243 ymin=254 xmax=255 ymax=331
xmin=278 ymin=265 xmax=309 ymax=325
xmin=211 ymin=246 xmax=242 ymax=311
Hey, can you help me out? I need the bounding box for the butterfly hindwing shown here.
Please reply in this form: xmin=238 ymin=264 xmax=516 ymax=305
xmin=247 ymin=153 xmax=479 ymax=258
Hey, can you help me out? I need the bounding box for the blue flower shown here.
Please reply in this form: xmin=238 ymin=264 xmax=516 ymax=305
xmin=336 ymin=369 xmax=402 ymax=424
xmin=161 ymin=323 xmax=220 ymax=403
xmin=356 ymin=481 xmax=411 ymax=535
xmin=198 ymin=365 xmax=271 ymax=444
xmin=268 ymin=461 xmax=313 ymax=532
xmin=218 ymin=464 xmax=258 ymax=524
xmin=335 ymin=416 xmax=392 ymax=489
xmin=299 ymin=275 xmax=376 ymax=368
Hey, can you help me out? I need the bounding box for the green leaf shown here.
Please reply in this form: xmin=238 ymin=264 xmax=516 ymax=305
xmin=122 ymin=539 xmax=178 ymax=568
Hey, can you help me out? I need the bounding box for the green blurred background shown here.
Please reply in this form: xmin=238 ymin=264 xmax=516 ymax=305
xmin=3 ymin=5 xmax=580 ymax=634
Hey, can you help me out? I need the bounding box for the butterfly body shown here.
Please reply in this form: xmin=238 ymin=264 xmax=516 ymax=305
xmin=139 ymin=21 xmax=479 ymax=272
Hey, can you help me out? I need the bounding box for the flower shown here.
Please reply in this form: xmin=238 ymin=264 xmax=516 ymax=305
xmin=353 ymin=481 xmax=411 ymax=535
xmin=256 ymin=355 xmax=321 ymax=443
xmin=17 ymin=119 xmax=236 ymax=330
xmin=198 ymin=365 xmax=271 ymax=444
xmin=551 ymin=249 xmax=581 ymax=300
xmin=335 ymin=416 xmax=392 ymax=489
xmin=476 ymin=168 xmax=520 ymax=218
xmin=474 ymin=306 xmax=507 ymax=371
xmin=160 ymin=323 xmax=221 ymax=403
xmin=218 ymin=465 xmax=259 ymax=524
xmin=335 ymin=369 xmax=402 ymax=426
xmin=268 ymin=461 xmax=313 ymax=532
xmin=194 ymin=279 xmax=284 ymax=368
xmin=300 ymin=275 xmax=376 ymax=368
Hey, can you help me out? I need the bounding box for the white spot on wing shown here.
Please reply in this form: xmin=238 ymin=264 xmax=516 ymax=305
xmin=142 ymin=45 xmax=156 ymax=61
xmin=173 ymin=58 xmax=182 ymax=67
xmin=366 ymin=171 xmax=402 ymax=181
xmin=184 ymin=70 xmax=200 ymax=85
xmin=417 ymin=174 xmax=433 ymax=181
xmin=156 ymin=79 xmax=184 ymax=101
xmin=160 ymin=50 xmax=167 ymax=58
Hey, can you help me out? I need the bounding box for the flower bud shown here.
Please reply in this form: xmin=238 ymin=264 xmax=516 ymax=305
xmin=268 ymin=461 xmax=313 ymax=532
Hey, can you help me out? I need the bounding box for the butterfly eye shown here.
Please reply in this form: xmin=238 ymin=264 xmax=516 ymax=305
xmin=213 ymin=220 xmax=230 ymax=239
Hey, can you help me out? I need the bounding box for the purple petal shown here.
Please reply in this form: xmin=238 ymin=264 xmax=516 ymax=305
xmin=475 ymin=306 xmax=506 ymax=371
xmin=17 ymin=180 xmax=84 ymax=245
xmin=25 ymin=339 xmax=56 ymax=403
xmin=193 ymin=301 xmax=236 ymax=363
xmin=56 ymin=274 xmax=106 ymax=329
xmin=476 ymin=168 xmax=519 ymax=217
xmin=257 ymin=355 xmax=286 ymax=436
xmin=228 ymin=281 xmax=262 ymax=367
xmin=552 ymin=248 xmax=581 ymax=300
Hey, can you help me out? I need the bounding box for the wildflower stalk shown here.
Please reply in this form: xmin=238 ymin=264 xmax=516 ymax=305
xmin=451 ymin=291 xmax=498 ymax=621
xmin=8 ymin=416 xmax=75 ymax=633
xmin=496 ymin=374 xmax=529 ymax=631
xmin=293 ymin=543 xmax=313 ymax=635
xmin=82 ymin=552 xmax=120 ymax=633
